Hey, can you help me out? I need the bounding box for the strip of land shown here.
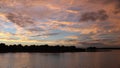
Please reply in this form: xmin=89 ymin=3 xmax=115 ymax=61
xmin=0 ymin=43 xmax=119 ymax=53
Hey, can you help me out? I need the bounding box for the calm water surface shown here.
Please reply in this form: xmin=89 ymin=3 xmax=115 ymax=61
xmin=0 ymin=50 xmax=120 ymax=68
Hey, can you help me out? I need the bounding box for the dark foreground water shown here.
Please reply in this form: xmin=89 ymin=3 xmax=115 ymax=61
xmin=0 ymin=50 xmax=120 ymax=68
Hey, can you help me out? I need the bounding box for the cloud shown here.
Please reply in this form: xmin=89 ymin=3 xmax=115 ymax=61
xmin=88 ymin=0 xmax=120 ymax=14
xmin=31 ymin=32 xmax=60 ymax=37
xmin=79 ymin=42 xmax=107 ymax=47
xmin=80 ymin=10 xmax=109 ymax=21
xmin=65 ymin=35 xmax=79 ymax=39
xmin=6 ymin=12 xmax=35 ymax=27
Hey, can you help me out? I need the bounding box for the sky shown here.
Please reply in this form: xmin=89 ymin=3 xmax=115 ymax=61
xmin=0 ymin=0 xmax=119 ymax=47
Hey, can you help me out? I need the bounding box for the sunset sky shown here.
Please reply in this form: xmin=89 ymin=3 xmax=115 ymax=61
xmin=0 ymin=0 xmax=120 ymax=46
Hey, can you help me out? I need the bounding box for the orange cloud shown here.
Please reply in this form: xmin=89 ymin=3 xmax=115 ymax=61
xmin=65 ymin=35 xmax=79 ymax=39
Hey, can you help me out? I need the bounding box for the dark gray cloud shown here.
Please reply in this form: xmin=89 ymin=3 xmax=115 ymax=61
xmin=114 ymin=2 xmax=120 ymax=14
xmin=89 ymin=0 xmax=120 ymax=4
xmin=79 ymin=42 xmax=107 ymax=47
xmin=6 ymin=12 xmax=48 ymax=34
xmin=67 ymin=7 xmax=81 ymax=11
xmin=89 ymin=0 xmax=120 ymax=14
xmin=25 ymin=26 xmax=45 ymax=32
xmin=31 ymin=32 xmax=60 ymax=37
xmin=80 ymin=10 xmax=109 ymax=21
xmin=6 ymin=12 xmax=35 ymax=27
xmin=114 ymin=10 xmax=120 ymax=14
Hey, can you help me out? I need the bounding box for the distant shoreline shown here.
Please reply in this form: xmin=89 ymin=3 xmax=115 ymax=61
xmin=0 ymin=43 xmax=119 ymax=53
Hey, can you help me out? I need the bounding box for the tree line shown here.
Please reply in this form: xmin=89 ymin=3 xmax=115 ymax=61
xmin=0 ymin=43 xmax=86 ymax=53
xmin=0 ymin=43 xmax=118 ymax=53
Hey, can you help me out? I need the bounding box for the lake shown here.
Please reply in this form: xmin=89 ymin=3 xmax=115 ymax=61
xmin=0 ymin=50 xmax=119 ymax=68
